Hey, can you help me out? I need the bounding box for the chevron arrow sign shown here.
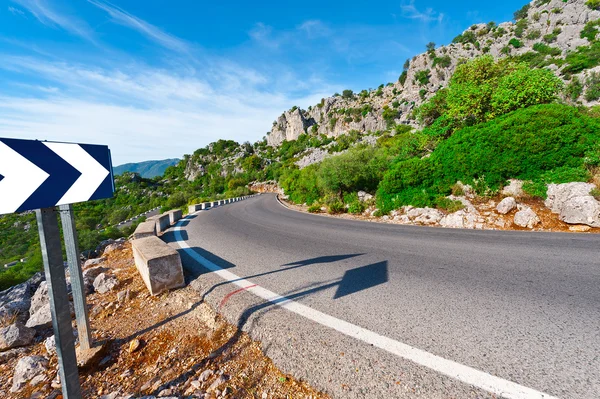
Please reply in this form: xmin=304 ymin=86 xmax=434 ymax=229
xmin=0 ymin=138 xmax=114 ymax=215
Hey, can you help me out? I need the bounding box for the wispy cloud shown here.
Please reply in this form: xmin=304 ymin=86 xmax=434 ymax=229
xmin=248 ymin=22 xmax=282 ymax=49
xmin=298 ymin=20 xmax=330 ymax=39
xmin=400 ymin=0 xmax=444 ymax=24
xmin=10 ymin=0 xmax=95 ymax=41
xmin=87 ymin=0 xmax=189 ymax=53
xmin=0 ymin=55 xmax=337 ymax=164
xmin=8 ymin=6 xmax=25 ymax=16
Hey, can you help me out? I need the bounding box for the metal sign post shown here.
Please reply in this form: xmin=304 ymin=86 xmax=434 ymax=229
xmin=0 ymin=137 xmax=116 ymax=399
xmin=36 ymin=208 xmax=82 ymax=399
xmin=59 ymin=204 xmax=92 ymax=351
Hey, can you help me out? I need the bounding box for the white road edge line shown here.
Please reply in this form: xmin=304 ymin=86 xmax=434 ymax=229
xmin=172 ymin=212 xmax=559 ymax=399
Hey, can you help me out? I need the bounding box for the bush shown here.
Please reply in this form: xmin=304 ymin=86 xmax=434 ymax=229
xmin=509 ymin=38 xmax=523 ymax=48
xmin=399 ymin=71 xmax=407 ymax=85
xmin=433 ymin=55 xmax=452 ymax=68
xmin=415 ymin=70 xmax=430 ymax=86
xmin=376 ymin=104 xmax=600 ymax=211
xmin=308 ymin=204 xmax=321 ymax=213
xmin=342 ymin=89 xmax=354 ymax=99
xmin=514 ymin=4 xmax=530 ymax=20
xmin=526 ymin=30 xmax=541 ymax=40
xmin=327 ymin=199 xmax=346 ymax=214
xmin=566 ymin=77 xmax=584 ymax=101
xmin=348 ymin=201 xmax=366 ymax=214
xmin=587 ymin=0 xmax=600 ymax=10
xmin=436 ymin=197 xmax=465 ymax=212
xmin=585 ymin=72 xmax=600 ymax=101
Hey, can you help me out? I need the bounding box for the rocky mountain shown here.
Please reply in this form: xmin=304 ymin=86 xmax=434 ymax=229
xmin=267 ymin=0 xmax=600 ymax=146
xmin=114 ymin=158 xmax=180 ymax=178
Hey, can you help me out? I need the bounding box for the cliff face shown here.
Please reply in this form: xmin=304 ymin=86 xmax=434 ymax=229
xmin=267 ymin=0 xmax=600 ymax=147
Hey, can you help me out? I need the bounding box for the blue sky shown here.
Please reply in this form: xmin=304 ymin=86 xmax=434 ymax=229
xmin=0 ymin=0 xmax=525 ymax=165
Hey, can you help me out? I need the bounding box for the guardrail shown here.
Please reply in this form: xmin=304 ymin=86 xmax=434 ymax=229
xmin=131 ymin=194 xmax=259 ymax=295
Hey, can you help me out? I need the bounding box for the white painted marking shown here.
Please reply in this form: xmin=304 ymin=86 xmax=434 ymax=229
xmin=172 ymin=213 xmax=559 ymax=399
xmin=0 ymin=141 xmax=49 ymax=214
xmin=44 ymin=142 xmax=109 ymax=205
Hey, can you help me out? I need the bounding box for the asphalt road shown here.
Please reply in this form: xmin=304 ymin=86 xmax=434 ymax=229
xmin=164 ymin=194 xmax=600 ymax=399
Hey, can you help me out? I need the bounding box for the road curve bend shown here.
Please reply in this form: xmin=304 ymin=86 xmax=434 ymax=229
xmin=163 ymin=194 xmax=600 ymax=399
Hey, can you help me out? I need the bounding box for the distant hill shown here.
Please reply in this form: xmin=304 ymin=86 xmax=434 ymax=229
xmin=113 ymin=158 xmax=179 ymax=178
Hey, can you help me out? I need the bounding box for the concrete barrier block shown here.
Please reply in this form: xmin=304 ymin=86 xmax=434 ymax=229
xmin=132 ymin=236 xmax=184 ymax=296
xmin=133 ymin=221 xmax=156 ymax=240
xmin=201 ymin=203 xmax=209 ymax=210
xmin=156 ymin=214 xmax=170 ymax=234
xmin=167 ymin=209 xmax=182 ymax=225
xmin=189 ymin=204 xmax=200 ymax=213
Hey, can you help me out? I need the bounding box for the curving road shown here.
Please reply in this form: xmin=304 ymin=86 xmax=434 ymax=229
xmin=163 ymin=194 xmax=599 ymax=399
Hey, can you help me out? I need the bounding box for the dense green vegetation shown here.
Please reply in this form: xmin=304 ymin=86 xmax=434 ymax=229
xmin=280 ymin=56 xmax=598 ymax=216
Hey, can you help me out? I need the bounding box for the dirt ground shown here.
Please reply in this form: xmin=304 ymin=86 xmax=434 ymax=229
xmin=0 ymin=243 xmax=329 ymax=399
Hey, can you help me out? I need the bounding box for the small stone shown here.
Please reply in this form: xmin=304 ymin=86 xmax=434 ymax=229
xmin=44 ymin=336 xmax=56 ymax=355
xmin=191 ymin=380 xmax=202 ymax=389
xmin=199 ymin=369 xmax=214 ymax=382
xmin=29 ymin=374 xmax=47 ymax=386
xmin=117 ymin=289 xmax=131 ymax=303
xmin=514 ymin=206 xmax=541 ymax=229
xmin=158 ymin=388 xmax=173 ymax=397
xmin=10 ymin=355 xmax=49 ymax=392
xmin=0 ymin=322 xmax=36 ymax=351
xmin=208 ymin=375 xmax=229 ymax=392
xmin=93 ymin=273 xmax=119 ymax=294
xmin=129 ymin=339 xmax=141 ymax=353
xmin=496 ymin=197 xmax=517 ymax=215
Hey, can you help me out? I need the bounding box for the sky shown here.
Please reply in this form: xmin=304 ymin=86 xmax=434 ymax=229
xmin=0 ymin=0 xmax=525 ymax=165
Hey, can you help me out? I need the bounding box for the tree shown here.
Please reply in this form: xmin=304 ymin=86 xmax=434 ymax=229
xmin=426 ymin=42 xmax=436 ymax=51
xmin=342 ymin=89 xmax=354 ymax=99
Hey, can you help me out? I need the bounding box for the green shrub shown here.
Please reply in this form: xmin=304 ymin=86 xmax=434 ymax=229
xmin=586 ymin=0 xmax=600 ymax=10
xmin=526 ymin=30 xmax=541 ymax=40
xmin=433 ymin=55 xmax=452 ymax=68
xmin=585 ymin=72 xmax=600 ymax=101
xmin=342 ymin=89 xmax=354 ymax=99
xmin=398 ymin=71 xmax=408 ymax=85
xmin=509 ymin=38 xmax=523 ymax=48
xmin=590 ymin=188 xmax=600 ymax=200
xmin=581 ymin=19 xmax=600 ymax=42
xmin=563 ymin=42 xmax=600 ymax=74
xmin=533 ymin=42 xmax=561 ymax=56
xmin=308 ymin=204 xmax=321 ymax=213
xmin=415 ymin=70 xmax=431 ymax=86
xmin=436 ymin=197 xmax=465 ymax=213
xmin=376 ymin=104 xmax=600 ymax=211
xmin=566 ymin=77 xmax=584 ymax=101
xmin=514 ymin=4 xmax=530 ymax=20
xmin=327 ymin=199 xmax=346 ymax=214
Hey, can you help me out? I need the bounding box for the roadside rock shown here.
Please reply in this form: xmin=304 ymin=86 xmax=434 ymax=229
xmin=501 ymin=179 xmax=524 ymax=197
xmin=406 ymin=207 xmax=443 ymax=225
xmin=545 ymin=182 xmax=600 ymax=227
xmin=103 ymin=243 xmax=124 ymax=256
xmin=10 ymin=355 xmax=49 ymax=392
xmin=93 ymin=273 xmax=119 ymax=294
xmin=440 ymin=209 xmax=484 ymax=229
xmin=26 ymin=303 xmax=53 ymax=328
xmin=44 ymin=336 xmax=56 ymax=355
xmin=496 ymin=197 xmax=517 ymax=215
xmin=83 ymin=257 xmax=106 ymax=269
xmin=357 ymin=191 xmax=374 ymax=202
xmin=29 ymin=282 xmax=49 ymax=316
xmin=447 ymin=195 xmax=477 ymax=213
xmin=83 ymin=266 xmax=110 ymax=292
xmin=514 ymin=206 xmax=541 ymax=228
xmin=0 ymin=322 xmax=36 ymax=351
xmin=0 ymin=282 xmax=32 ymax=322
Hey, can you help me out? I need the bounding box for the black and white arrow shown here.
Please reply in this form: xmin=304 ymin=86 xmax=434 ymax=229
xmin=0 ymin=138 xmax=114 ymax=215
xmin=0 ymin=141 xmax=50 ymax=215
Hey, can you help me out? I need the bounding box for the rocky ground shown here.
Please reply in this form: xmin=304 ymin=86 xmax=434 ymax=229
xmin=0 ymin=242 xmax=328 ymax=399
xmin=280 ymin=180 xmax=600 ymax=234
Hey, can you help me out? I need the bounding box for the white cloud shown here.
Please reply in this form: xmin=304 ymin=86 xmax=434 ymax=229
xmin=400 ymin=0 xmax=444 ymax=24
xmin=0 ymin=56 xmax=336 ymax=164
xmin=87 ymin=0 xmax=189 ymax=53
xmin=10 ymin=0 xmax=95 ymax=41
